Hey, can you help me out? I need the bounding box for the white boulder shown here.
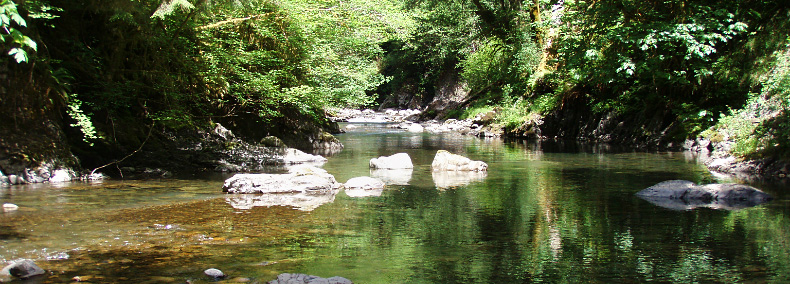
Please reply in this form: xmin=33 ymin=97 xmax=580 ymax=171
xmin=369 ymin=153 xmax=414 ymax=169
xmin=431 ymin=150 xmax=488 ymax=171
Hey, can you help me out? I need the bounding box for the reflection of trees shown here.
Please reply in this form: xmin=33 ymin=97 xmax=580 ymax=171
xmin=315 ymin=134 xmax=789 ymax=282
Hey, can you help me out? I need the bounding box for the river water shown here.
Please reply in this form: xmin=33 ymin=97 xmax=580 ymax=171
xmin=1 ymin=123 xmax=788 ymax=283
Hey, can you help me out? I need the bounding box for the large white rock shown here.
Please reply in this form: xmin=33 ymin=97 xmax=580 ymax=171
xmin=369 ymin=153 xmax=414 ymax=169
xmin=222 ymin=166 xmax=341 ymax=194
xmin=431 ymin=150 xmax=488 ymax=171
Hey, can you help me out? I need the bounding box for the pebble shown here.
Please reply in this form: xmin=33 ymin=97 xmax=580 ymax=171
xmin=2 ymin=203 xmax=18 ymax=211
xmin=204 ymin=268 xmax=226 ymax=279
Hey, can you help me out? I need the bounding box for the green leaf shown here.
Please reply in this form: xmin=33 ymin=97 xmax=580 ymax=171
xmin=8 ymin=47 xmax=27 ymax=63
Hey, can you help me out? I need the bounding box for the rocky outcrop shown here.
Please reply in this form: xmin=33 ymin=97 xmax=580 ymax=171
xmin=222 ymin=166 xmax=341 ymax=194
xmin=268 ymin=273 xmax=352 ymax=284
xmin=0 ymin=161 xmax=80 ymax=185
xmin=369 ymin=153 xmax=414 ymax=169
xmin=636 ymin=180 xmax=773 ymax=210
xmin=330 ymin=108 xmax=421 ymax=123
xmin=425 ymin=69 xmax=470 ymax=119
xmin=431 ymin=150 xmax=488 ymax=171
xmin=684 ymin=138 xmax=790 ymax=182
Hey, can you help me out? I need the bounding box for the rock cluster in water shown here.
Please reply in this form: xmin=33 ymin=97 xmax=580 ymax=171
xmin=636 ymin=180 xmax=773 ymax=210
xmin=222 ymin=151 xmax=490 ymax=209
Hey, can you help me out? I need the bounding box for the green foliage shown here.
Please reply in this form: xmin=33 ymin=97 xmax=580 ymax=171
xmin=704 ymin=37 xmax=790 ymax=158
xmin=1 ymin=0 xmax=36 ymax=63
xmin=66 ymin=94 xmax=100 ymax=146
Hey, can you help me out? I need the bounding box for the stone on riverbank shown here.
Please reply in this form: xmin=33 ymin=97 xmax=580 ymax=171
xmin=431 ymin=150 xmax=488 ymax=172
xmin=0 ymin=259 xmax=45 ymax=279
xmin=369 ymin=153 xmax=414 ymax=169
xmin=222 ymin=166 xmax=341 ymax=194
xmin=635 ymin=180 xmax=773 ymax=210
xmin=268 ymin=273 xmax=352 ymax=284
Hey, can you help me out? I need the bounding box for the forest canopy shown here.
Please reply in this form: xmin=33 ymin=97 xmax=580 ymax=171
xmin=2 ymin=0 xmax=789 ymax=161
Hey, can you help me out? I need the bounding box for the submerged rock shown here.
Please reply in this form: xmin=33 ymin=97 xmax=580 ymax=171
xmin=268 ymin=273 xmax=352 ymax=284
xmin=223 ymin=166 xmax=341 ymax=194
xmin=369 ymin=153 xmax=414 ymax=169
xmin=0 ymin=259 xmax=45 ymax=279
xmin=431 ymin=150 xmax=488 ymax=172
xmin=636 ymin=180 xmax=773 ymax=210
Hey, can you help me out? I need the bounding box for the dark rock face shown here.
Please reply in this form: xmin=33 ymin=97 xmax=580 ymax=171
xmin=636 ymin=180 xmax=773 ymax=210
xmin=268 ymin=273 xmax=352 ymax=284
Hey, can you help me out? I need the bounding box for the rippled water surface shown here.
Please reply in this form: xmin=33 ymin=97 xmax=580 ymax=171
xmin=1 ymin=124 xmax=789 ymax=283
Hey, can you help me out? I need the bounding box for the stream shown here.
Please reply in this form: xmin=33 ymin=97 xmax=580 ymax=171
xmin=1 ymin=123 xmax=789 ymax=283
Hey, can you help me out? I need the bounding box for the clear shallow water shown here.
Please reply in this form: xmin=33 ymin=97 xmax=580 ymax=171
xmin=1 ymin=123 xmax=789 ymax=283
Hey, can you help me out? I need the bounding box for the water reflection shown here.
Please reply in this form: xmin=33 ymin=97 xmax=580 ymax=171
xmin=370 ymin=168 xmax=413 ymax=185
xmin=1 ymin=125 xmax=788 ymax=283
xmin=225 ymin=192 xmax=337 ymax=211
xmin=431 ymin=171 xmax=488 ymax=189
xmin=637 ymin=195 xmax=772 ymax=211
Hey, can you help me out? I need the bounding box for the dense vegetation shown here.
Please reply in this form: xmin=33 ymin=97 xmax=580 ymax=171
xmin=1 ymin=0 xmax=789 ymax=173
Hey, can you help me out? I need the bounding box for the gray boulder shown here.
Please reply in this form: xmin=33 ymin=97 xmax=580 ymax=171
xmin=268 ymin=273 xmax=352 ymax=284
xmin=0 ymin=259 xmax=45 ymax=279
xmin=636 ymin=180 xmax=773 ymax=210
xmin=431 ymin=150 xmax=488 ymax=172
xmin=369 ymin=153 xmax=414 ymax=169
xmin=223 ymin=166 xmax=341 ymax=194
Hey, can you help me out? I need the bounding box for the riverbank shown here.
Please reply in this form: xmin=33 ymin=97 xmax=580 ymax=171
xmin=333 ymin=108 xmax=789 ymax=183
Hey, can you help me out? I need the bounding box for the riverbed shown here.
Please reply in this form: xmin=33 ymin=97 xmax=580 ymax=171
xmin=1 ymin=123 xmax=788 ymax=283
